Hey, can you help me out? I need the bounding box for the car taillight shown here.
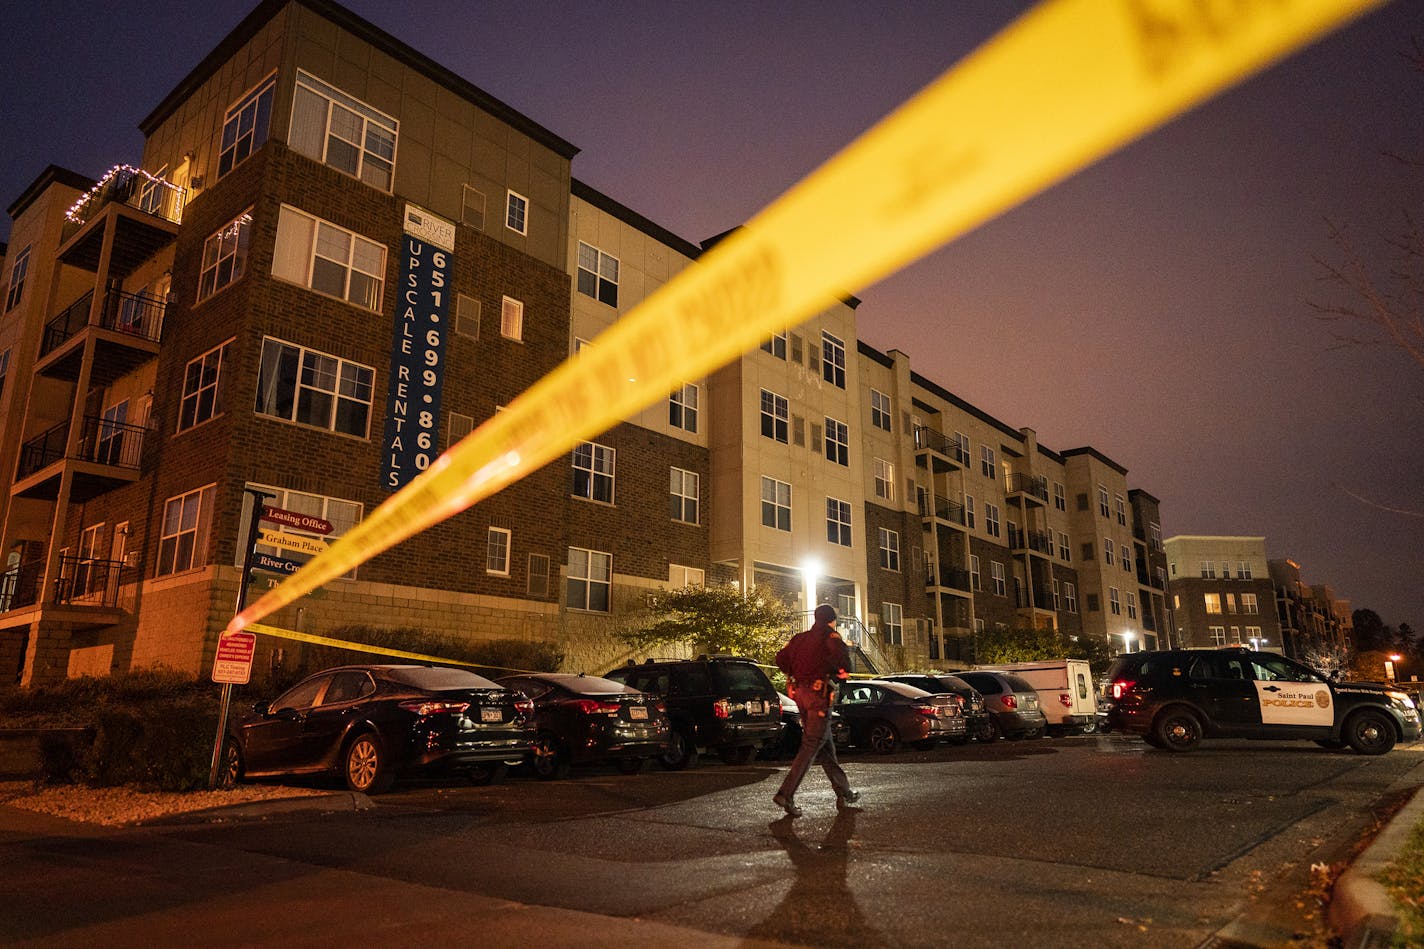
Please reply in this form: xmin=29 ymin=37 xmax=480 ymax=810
xmin=655 ymin=700 xmax=666 ymax=713
xmin=713 ymin=698 xmax=731 ymax=719
xmin=514 ymin=698 xmax=534 ymax=716
xmin=399 ymin=700 xmax=469 ymax=716
xmin=1112 ymin=679 xmax=1136 ymax=700
xmin=913 ymin=704 xmax=938 ymax=717
xmin=1001 ymin=694 xmax=1018 ymax=710
xmin=1059 ymin=693 xmax=1073 ymax=709
xmin=572 ymin=699 xmax=620 ymax=715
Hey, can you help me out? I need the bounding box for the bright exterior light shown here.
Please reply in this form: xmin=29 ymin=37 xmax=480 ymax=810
xmin=1390 ymin=653 xmax=1403 ymax=663
xmin=1121 ymin=631 xmax=1136 ymax=653
xmin=800 ymin=559 xmax=822 ymax=616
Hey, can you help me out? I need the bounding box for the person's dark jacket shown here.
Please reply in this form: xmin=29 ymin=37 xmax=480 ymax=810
xmin=776 ymin=618 xmax=850 ymax=685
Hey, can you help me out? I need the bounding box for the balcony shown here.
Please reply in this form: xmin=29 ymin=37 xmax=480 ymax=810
xmin=913 ymin=426 xmax=967 ymax=473
xmin=926 ymin=564 xmax=972 ymax=594
xmin=1008 ymin=526 xmax=1053 ymax=556
xmin=919 ymin=493 xmax=966 ymax=527
xmin=1005 ymin=472 xmax=1049 ymax=505
xmin=13 ymin=416 xmax=146 ymax=502
xmin=0 ymin=556 xmax=127 ymax=614
xmin=35 ymin=288 xmax=164 ymax=386
xmin=58 ymin=165 xmax=181 ymax=281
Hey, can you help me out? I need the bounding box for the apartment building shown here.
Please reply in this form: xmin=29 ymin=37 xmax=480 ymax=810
xmin=1269 ymin=558 xmax=1352 ymax=658
xmin=1164 ymin=536 xmax=1283 ymax=652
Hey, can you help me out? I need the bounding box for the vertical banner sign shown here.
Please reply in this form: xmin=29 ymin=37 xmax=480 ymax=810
xmin=383 ymin=205 xmax=456 ymax=489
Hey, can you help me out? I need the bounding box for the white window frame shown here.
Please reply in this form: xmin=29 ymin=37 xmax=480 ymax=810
xmin=670 ymin=467 xmax=699 ymax=524
xmin=970 ymin=554 xmax=982 ymax=591
xmin=878 ymin=527 xmax=900 ymax=572
xmin=760 ymin=389 xmax=789 ymax=443
xmin=821 ymin=331 xmax=846 ymax=387
xmin=1098 ymin=485 xmax=1111 ymax=517
xmin=826 ymin=497 xmax=852 ymax=547
xmin=198 ymin=211 xmax=252 ymax=302
xmin=567 ymin=547 xmax=612 ymax=612
xmin=984 ymin=502 xmax=1001 ymax=538
xmin=761 ymin=477 xmax=791 ymax=531
xmin=761 ymin=331 xmax=787 ymax=359
xmin=505 ymin=190 xmax=528 ymax=235
xmin=1242 ymin=592 xmax=1259 ymax=614
xmin=1210 ymin=626 xmax=1227 ymax=646
xmin=500 ymin=296 xmax=524 ymax=341
xmin=5 ymin=244 xmax=30 ymax=312
xmin=1109 ymin=587 xmax=1122 ymax=615
xmin=870 ymin=389 xmax=892 ymax=431
xmin=824 ymin=416 xmax=849 ymax=466
xmin=289 ymin=70 xmax=398 ymax=192
xmin=572 ymin=441 xmax=616 ymax=503
xmin=1204 ymin=593 xmax=1222 ymax=614
xmin=1053 ymin=481 xmax=1066 ymax=511
xmin=1127 ymin=591 xmax=1138 ymax=620
xmin=247 ymin=483 xmax=363 ymax=579
xmin=178 ymin=340 xmax=232 ymax=432
xmin=576 ymin=241 xmax=619 ymax=307
xmin=1065 ymin=582 xmax=1078 ymax=613
xmin=873 ymin=458 xmax=894 ymax=501
xmin=1057 ymin=530 xmax=1071 ymax=561
xmin=256 ymin=337 xmax=375 ymax=437
xmin=669 ymin=383 xmax=699 ymax=433
xmin=157 ymin=484 xmax=215 ymax=576
xmin=991 ymin=561 xmax=1006 ymax=597
xmin=272 ymin=205 xmax=386 ymax=312
xmin=670 ymin=564 xmax=705 ymax=588
xmin=883 ymin=602 xmax=904 ymax=646
xmin=219 ymin=74 xmax=276 ymax=178
xmin=980 ymin=445 xmax=996 ymax=478
xmin=486 ymin=527 xmax=512 ymax=576
xmin=1104 ymin=539 xmax=1115 ymax=566
xmin=964 ymin=494 xmax=976 ymax=530
xmin=1201 ymin=560 xmax=1216 ymax=579
xmin=1115 ymin=494 xmax=1127 ymax=525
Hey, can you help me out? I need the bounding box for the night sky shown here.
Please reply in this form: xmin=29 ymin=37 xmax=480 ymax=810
xmin=4 ymin=2 xmax=1421 ymax=628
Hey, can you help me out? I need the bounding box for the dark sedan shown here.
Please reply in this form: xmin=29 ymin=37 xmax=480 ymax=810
xmin=836 ymin=680 xmax=966 ymax=753
xmin=224 ymin=664 xmax=535 ymax=793
xmin=878 ymin=673 xmax=992 ymax=742
xmin=498 ymin=672 xmax=671 ymax=778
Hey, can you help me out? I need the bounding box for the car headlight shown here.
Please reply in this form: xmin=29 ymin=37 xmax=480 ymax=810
xmin=1386 ymin=690 xmax=1416 ymax=709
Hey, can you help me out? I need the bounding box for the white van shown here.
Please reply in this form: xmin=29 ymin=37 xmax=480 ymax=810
xmin=975 ymin=659 xmax=1098 ymax=736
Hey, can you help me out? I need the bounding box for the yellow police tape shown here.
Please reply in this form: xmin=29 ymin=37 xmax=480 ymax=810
xmin=232 ymin=0 xmax=1384 ymax=636
xmin=246 ymin=623 xmax=548 ymax=675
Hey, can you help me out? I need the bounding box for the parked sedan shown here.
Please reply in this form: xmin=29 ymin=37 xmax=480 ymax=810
xmin=225 ymin=664 xmax=535 ymax=793
xmin=764 ymin=691 xmax=850 ymax=759
xmin=955 ymin=670 xmax=1047 ymax=740
xmin=836 ymin=680 xmax=965 ymax=753
xmin=878 ymin=673 xmax=992 ymax=742
xmin=498 ymin=672 xmax=670 ymax=778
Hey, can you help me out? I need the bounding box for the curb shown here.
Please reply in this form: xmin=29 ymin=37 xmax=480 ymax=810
xmin=141 ymin=790 xmax=373 ymax=826
xmin=1330 ymin=784 xmax=1424 ymax=948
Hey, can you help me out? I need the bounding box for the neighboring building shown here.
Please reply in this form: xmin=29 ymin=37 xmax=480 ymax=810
xmin=0 ymin=0 xmax=1170 ymax=686
xmin=1269 ymin=558 xmax=1351 ymax=658
xmin=1129 ymin=489 xmax=1169 ymax=649
xmin=1164 ymin=537 xmax=1283 ymax=652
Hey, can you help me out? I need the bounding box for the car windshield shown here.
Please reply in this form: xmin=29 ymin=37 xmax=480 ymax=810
xmin=1001 ymin=674 xmax=1036 ymax=694
xmin=878 ymin=681 xmax=930 ymax=699
xmin=385 ymin=666 xmax=501 ymax=690
xmin=717 ymin=663 xmax=770 ymax=691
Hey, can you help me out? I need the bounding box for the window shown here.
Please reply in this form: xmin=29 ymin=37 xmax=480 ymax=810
xmin=984 ymin=503 xmax=1000 ymax=538
xmin=505 ymin=190 xmax=528 ymax=235
xmin=1124 ymin=548 xmax=1134 ymax=572
xmin=219 ymin=75 xmax=276 ymax=178
xmin=1150 ymin=523 xmax=1163 ymax=551
xmin=178 ymin=341 xmax=230 ymax=432
xmin=1096 ymin=485 xmax=1110 ymax=517
xmin=1204 ymin=593 xmax=1222 ymax=614
xmin=670 ymin=564 xmax=705 ymax=588
xmin=157 ymin=484 xmax=215 ymax=575
xmin=821 ymin=332 xmax=846 ymax=387
xmin=577 ymin=241 xmax=619 ymax=307
xmin=1246 ymin=625 xmax=1263 ymax=644
xmin=256 ymin=338 xmax=374 ymax=437
xmin=1221 ymin=561 xmax=1231 ymax=580
xmin=1064 ymin=582 xmax=1078 ymax=613
xmin=670 ymin=467 xmax=699 ymax=524
xmin=953 ymin=433 xmax=971 ymax=466
xmin=1057 ymin=530 xmax=1071 ymax=561
xmin=527 ymin=553 xmax=551 ymax=597
xmin=447 ymin=411 xmax=474 ymax=448
xmin=289 ymin=70 xmax=397 ymax=191
xmin=5 ymin=245 xmax=30 ymax=312
xmin=1127 ymin=591 xmax=1138 ymax=620
xmin=1201 ymin=561 xmax=1216 ymax=579
xmin=1238 ymin=561 xmax=1253 ymax=580
xmin=1242 ymin=593 xmax=1259 ymax=614
xmin=572 ymin=442 xmax=615 ymax=503
xmin=981 ymin=445 xmax=996 ymax=478
xmin=969 ymin=555 xmax=983 ymax=591
xmin=487 ymin=527 xmax=511 ymax=575
xmin=1109 ymin=587 xmax=1121 ymax=615
xmin=500 ymin=296 xmax=523 ymax=341
xmin=964 ymin=495 xmax=976 ymax=530
xmin=878 ymin=528 xmax=900 ymax=571
xmin=1053 ymin=579 xmax=1062 ymax=609
xmin=0 ymin=348 xmax=9 ymax=399
xmin=567 ymin=547 xmax=611 ymax=612
xmin=761 ymin=477 xmax=791 ymax=531
xmin=669 ymin=383 xmax=699 ymax=433
xmin=1226 ymin=594 xmax=1239 ymax=614
xmin=826 ymin=498 xmax=852 ymax=546
xmin=1104 ymin=539 xmax=1115 ymax=566
xmin=824 ymin=417 xmax=849 ymax=465
xmin=991 ymin=561 xmax=1006 ymax=596
xmin=873 ymin=458 xmax=894 ymax=501
xmin=870 ymin=389 xmax=892 ymax=431
xmin=760 ymin=389 xmax=789 ymax=442
xmin=883 ymin=603 xmax=904 ymax=646
xmin=198 ymin=211 xmax=252 ymax=301
xmin=1115 ymin=494 xmax=1127 ymax=525
xmin=456 ymin=294 xmax=480 ymax=339
xmin=761 ymin=331 xmax=786 ymax=359
xmin=271 ymin=205 xmax=385 ymax=311
xmin=248 ymin=483 xmax=362 ymax=579
xmin=1209 ymin=626 xmax=1227 ymax=646
xmin=1053 ymin=482 xmax=1066 ymax=511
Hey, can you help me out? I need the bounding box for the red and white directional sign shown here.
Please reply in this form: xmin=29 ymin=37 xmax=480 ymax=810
xmin=261 ymin=505 xmax=334 ymax=535
xmin=212 ymin=630 xmax=256 ymax=685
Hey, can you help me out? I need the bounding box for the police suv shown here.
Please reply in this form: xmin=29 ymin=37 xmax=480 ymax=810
xmin=1100 ymin=647 xmax=1421 ymax=754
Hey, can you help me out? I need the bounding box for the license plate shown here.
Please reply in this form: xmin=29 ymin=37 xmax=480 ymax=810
xmin=629 ymin=706 xmax=648 ymax=720
xmin=480 ymin=707 xmax=502 ymax=723
xmin=747 ymin=700 xmax=763 ymax=714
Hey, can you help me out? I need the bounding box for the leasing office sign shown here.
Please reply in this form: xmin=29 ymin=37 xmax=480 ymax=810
xmin=382 ymin=205 xmax=455 ymax=490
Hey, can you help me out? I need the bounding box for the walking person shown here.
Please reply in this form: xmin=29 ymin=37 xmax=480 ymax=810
xmin=773 ymin=604 xmax=860 ymax=817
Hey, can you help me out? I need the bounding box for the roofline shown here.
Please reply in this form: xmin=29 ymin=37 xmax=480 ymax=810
xmin=7 ymin=165 xmax=94 ymax=220
xmin=138 ymin=0 xmax=579 ymax=160
xmin=1162 ymin=535 xmax=1267 ymax=544
xmin=1059 ymin=446 xmax=1128 ymax=476
xmin=909 ymin=369 xmax=1025 ymax=446
xmin=1128 ymin=487 xmax=1161 ymax=505
xmin=571 ymin=178 xmax=701 ymax=260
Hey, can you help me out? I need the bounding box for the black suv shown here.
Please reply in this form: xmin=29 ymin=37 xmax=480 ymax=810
xmin=1101 ymin=648 xmax=1422 ymax=755
xmin=603 ymin=656 xmax=781 ymax=769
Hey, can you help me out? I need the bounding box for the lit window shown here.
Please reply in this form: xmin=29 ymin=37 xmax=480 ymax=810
xmin=572 ymin=442 xmax=615 ymax=503
xmin=256 ymin=337 xmax=374 ymax=437
xmin=576 ymin=241 xmax=619 ymax=307
xmin=289 ymin=71 xmax=397 ymax=191
xmin=500 ymin=296 xmax=524 ymax=340
xmin=219 ymin=75 xmax=276 ymax=178
xmin=567 ymin=547 xmax=611 ymax=612
xmin=670 ymin=467 xmax=699 ymax=524
xmin=198 ymin=212 xmax=252 ymax=302
xmin=1204 ymin=593 xmax=1222 ymax=614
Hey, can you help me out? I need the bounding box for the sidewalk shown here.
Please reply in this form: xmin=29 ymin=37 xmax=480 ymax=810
xmin=1329 ymin=784 xmax=1424 ymax=947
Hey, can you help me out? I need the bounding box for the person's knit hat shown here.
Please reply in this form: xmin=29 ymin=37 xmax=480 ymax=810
xmin=814 ymin=604 xmax=837 ymax=624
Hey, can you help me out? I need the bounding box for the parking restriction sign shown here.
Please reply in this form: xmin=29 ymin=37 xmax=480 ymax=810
xmin=212 ymin=631 xmax=256 ymax=685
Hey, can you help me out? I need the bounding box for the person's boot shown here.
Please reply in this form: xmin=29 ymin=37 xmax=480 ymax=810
xmin=772 ymin=793 xmax=802 ymax=817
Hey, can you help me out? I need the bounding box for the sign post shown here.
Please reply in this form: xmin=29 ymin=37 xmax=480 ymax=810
xmin=208 ymin=488 xmax=275 ymax=789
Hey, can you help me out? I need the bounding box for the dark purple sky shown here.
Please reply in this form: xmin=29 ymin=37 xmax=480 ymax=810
xmin=5 ymin=2 xmax=1422 ymax=627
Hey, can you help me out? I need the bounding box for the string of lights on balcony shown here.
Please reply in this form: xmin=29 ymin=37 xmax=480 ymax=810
xmin=64 ymin=164 xmax=183 ymax=224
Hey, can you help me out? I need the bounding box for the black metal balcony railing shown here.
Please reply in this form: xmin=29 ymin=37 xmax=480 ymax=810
xmin=913 ymin=426 xmax=968 ymax=465
xmin=17 ymin=415 xmax=146 ymax=479
xmin=41 ymin=288 xmax=165 ymax=357
xmin=0 ymin=557 xmax=126 ymax=612
xmin=918 ymin=493 xmax=966 ymax=525
xmin=936 ymin=567 xmax=971 ymax=591
xmin=0 ymin=560 xmax=43 ymax=612
xmin=1008 ymin=527 xmax=1053 ymax=555
xmin=1006 ymin=472 xmax=1049 ymax=502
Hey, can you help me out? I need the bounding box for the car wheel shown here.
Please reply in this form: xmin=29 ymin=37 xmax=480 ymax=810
xmin=912 ymin=738 xmax=938 ymax=751
xmin=1151 ymin=707 xmax=1203 ymax=752
xmin=344 ymin=732 xmax=394 ymax=794
xmin=1081 ymin=721 xmax=1098 ymax=735
xmin=717 ymin=745 xmax=756 ymax=765
xmin=1344 ymin=710 xmax=1396 ymax=756
xmin=467 ymin=762 xmax=508 ymax=785
xmin=983 ymin=716 xmax=1002 ymax=741
xmin=867 ymin=721 xmax=900 ymax=754
xmin=221 ymin=741 xmax=244 ymax=789
xmin=659 ymin=728 xmax=699 ymax=770
xmin=530 ymin=733 xmax=571 ymax=780
xmin=616 ymin=757 xmax=646 ymax=775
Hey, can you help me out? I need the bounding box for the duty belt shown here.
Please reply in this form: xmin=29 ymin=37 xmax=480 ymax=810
xmin=793 ymin=678 xmax=827 ymax=692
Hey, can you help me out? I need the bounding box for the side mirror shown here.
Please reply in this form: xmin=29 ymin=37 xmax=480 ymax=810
xmin=252 ymin=701 xmax=271 ymax=717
